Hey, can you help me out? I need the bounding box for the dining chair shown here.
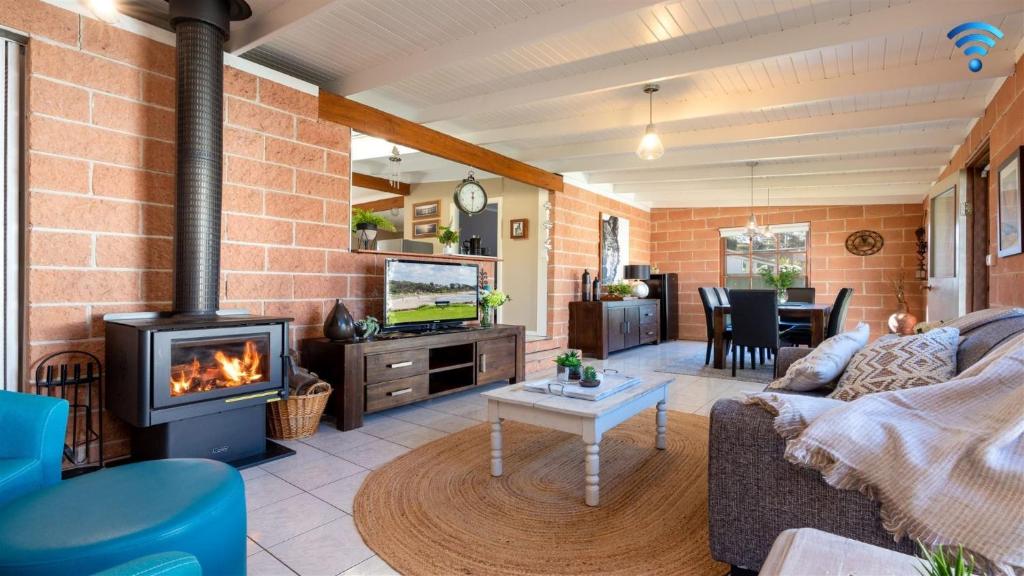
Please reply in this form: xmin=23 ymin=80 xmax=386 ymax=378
xmin=728 ymin=290 xmax=779 ymax=377
xmin=785 ymin=287 xmax=816 ymax=303
xmin=698 ymin=287 xmax=731 ymax=365
xmin=782 ymin=288 xmax=855 ymax=346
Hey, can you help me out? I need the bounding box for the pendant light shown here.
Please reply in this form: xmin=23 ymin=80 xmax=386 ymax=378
xmin=636 ymin=84 xmax=664 ymax=160
xmin=387 ymin=145 xmax=402 ymax=189
xmin=762 ymin=183 xmax=775 ymax=240
xmin=741 ymin=161 xmax=766 ymax=242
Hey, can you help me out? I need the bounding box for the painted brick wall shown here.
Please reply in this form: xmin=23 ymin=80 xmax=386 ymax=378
xmin=938 ymin=52 xmax=1024 ymax=307
xmin=650 ymin=205 xmax=926 ymax=341
xmin=545 ymin=183 xmax=651 ymax=358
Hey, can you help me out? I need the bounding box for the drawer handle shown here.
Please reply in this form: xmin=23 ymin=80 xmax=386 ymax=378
xmin=479 ymin=353 xmax=487 ymax=373
xmin=646 ymin=331 xmax=654 ymax=336
xmin=387 ymin=388 xmax=413 ymax=397
xmin=387 ymin=361 xmax=413 ymax=369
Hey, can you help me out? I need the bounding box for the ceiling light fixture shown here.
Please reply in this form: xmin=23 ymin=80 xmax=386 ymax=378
xmin=80 ymin=0 xmax=121 ymax=23
xmin=387 ymin=145 xmax=402 ymax=189
xmin=636 ymin=84 xmax=664 ymax=160
xmin=741 ymin=161 xmax=769 ymax=242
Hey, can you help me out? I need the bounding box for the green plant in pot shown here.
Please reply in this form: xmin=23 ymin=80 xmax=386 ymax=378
xmin=351 ymin=207 xmax=396 ymax=251
xmin=479 ymin=289 xmax=509 ymax=328
xmin=353 ymin=316 xmax=380 ymax=340
xmin=437 ymin=225 xmax=459 ymax=255
xmin=580 ymin=365 xmax=600 ymax=388
xmin=915 ymin=541 xmax=975 ymax=576
xmin=757 ymin=258 xmax=802 ymax=304
xmin=604 ymin=282 xmax=633 ymax=300
xmin=554 ymin=350 xmax=583 ymax=382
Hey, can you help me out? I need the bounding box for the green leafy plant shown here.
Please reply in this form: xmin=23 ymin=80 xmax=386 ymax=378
xmin=915 ymin=541 xmax=975 ymax=576
xmin=355 ymin=316 xmax=380 ymax=339
xmin=605 ymin=282 xmax=633 ymax=297
xmin=757 ymin=258 xmax=802 ymax=291
xmin=481 ymin=289 xmax=509 ymax=309
xmin=351 ymin=207 xmax=396 ymax=233
xmin=437 ymin=225 xmax=459 ymax=246
xmin=554 ymin=350 xmax=582 ymax=368
xmin=582 ymin=365 xmax=598 ymax=382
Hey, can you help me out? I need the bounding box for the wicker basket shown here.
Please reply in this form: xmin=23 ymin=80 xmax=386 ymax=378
xmin=267 ymin=381 xmax=332 ymax=440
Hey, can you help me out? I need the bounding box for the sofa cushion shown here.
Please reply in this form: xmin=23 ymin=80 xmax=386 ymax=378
xmin=957 ymin=315 xmax=1024 ymax=373
xmin=829 ymin=327 xmax=959 ymax=401
xmin=769 ymin=323 xmax=869 ymax=392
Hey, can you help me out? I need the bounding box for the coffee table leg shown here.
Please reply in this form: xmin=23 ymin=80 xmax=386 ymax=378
xmin=490 ymin=419 xmax=503 ymax=477
xmin=656 ymin=400 xmax=667 ymax=450
xmin=585 ymin=443 xmax=599 ymax=506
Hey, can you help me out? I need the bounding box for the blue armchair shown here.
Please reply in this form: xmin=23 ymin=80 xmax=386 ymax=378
xmin=0 ymin=391 xmax=69 ymax=507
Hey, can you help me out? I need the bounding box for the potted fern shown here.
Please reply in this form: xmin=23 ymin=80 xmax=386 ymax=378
xmin=554 ymin=350 xmax=582 ymax=382
xmin=351 ymin=207 xmax=396 ymax=251
xmin=580 ymin=365 xmax=600 ymax=388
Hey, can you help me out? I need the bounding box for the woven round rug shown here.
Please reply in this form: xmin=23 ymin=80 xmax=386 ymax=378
xmin=353 ymin=410 xmax=728 ymax=576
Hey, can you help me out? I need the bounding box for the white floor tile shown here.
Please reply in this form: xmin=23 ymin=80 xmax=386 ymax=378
xmin=310 ymin=469 xmax=370 ymax=514
xmin=248 ymin=493 xmax=345 ymax=548
xmin=356 ymin=414 xmax=425 ymax=440
xmin=385 ymin=425 xmax=447 ymax=448
xmin=244 ymin=473 xmax=303 ymax=512
xmin=247 ymin=537 xmax=263 ymax=557
xmin=265 ymin=453 xmax=366 ymax=492
xmin=387 ymin=406 xmax=480 ymax=433
xmin=301 ymin=429 xmax=379 ymax=456
xmin=270 ymin=515 xmax=374 ymax=576
xmin=340 ymin=555 xmax=400 ymax=576
xmin=337 ymin=438 xmax=410 ymax=469
xmin=247 ymin=551 xmax=295 ymax=576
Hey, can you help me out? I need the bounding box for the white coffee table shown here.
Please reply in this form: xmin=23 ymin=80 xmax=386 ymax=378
xmin=481 ymin=373 xmax=674 ymax=507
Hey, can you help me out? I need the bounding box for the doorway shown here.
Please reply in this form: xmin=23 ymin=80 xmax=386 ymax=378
xmin=926 ymin=174 xmax=963 ymax=323
xmin=965 ymin=146 xmax=990 ymax=312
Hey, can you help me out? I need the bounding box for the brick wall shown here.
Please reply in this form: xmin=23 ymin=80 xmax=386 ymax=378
xmin=938 ymin=52 xmax=1024 ymax=307
xmin=545 ymin=183 xmax=651 ymax=354
xmin=650 ymin=205 xmax=926 ymax=341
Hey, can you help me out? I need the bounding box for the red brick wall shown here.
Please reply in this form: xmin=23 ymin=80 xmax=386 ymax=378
xmin=650 ymin=205 xmax=926 ymax=341
xmin=938 ymin=52 xmax=1024 ymax=307
xmin=545 ymin=183 xmax=651 ymax=354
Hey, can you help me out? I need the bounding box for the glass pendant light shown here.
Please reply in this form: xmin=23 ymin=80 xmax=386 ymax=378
xmin=387 ymin=146 xmax=402 ymax=189
xmin=741 ymin=161 xmax=764 ymax=242
xmin=636 ymin=84 xmax=664 ymax=160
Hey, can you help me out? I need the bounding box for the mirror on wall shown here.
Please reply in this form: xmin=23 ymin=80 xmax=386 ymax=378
xmin=349 ymin=132 xmax=549 ymax=336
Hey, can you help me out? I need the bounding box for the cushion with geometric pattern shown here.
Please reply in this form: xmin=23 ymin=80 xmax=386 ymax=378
xmin=828 ymin=326 xmax=959 ymax=402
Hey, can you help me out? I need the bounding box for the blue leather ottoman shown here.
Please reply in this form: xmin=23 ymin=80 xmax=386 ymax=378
xmin=0 ymin=459 xmax=245 ymax=576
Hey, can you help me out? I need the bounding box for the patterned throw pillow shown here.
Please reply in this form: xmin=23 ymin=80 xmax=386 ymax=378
xmin=770 ymin=323 xmax=870 ymax=392
xmin=829 ymin=327 xmax=960 ymax=401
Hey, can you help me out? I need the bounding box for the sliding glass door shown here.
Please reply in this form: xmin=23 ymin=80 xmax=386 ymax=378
xmin=2 ymin=38 xmax=23 ymax=392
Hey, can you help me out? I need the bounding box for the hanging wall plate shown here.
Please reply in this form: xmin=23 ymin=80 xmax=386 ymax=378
xmin=454 ymin=172 xmax=488 ymax=215
xmin=845 ymin=230 xmax=884 ymax=256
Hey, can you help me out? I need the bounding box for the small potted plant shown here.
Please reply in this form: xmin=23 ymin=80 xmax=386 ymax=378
xmin=580 ymin=365 xmax=600 ymax=388
xmin=351 ymin=207 xmax=396 ymax=251
xmin=757 ymin=258 xmax=802 ymax=304
xmin=554 ymin=350 xmax=582 ymax=382
xmin=602 ymin=282 xmax=634 ymax=301
xmin=353 ymin=316 xmax=380 ymax=340
xmin=437 ymin=225 xmax=459 ymax=255
xmin=479 ymin=288 xmax=509 ymax=328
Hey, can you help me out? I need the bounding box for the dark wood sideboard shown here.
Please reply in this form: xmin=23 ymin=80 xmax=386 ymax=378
xmin=569 ymin=300 xmax=660 ymax=359
xmin=302 ymin=324 xmax=525 ymax=430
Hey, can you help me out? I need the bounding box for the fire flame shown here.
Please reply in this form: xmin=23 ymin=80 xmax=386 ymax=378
xmin=169 ymin=340 xmax=263 ymax=397
xmin=170 ymin=357 xmax=201 ymax=396
xmin=215 ymin=340 xmax=262 ymax=386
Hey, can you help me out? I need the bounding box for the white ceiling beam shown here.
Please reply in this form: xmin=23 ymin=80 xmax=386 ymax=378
xmin=330 ymin=0 xmax=666 ymax=96
xmin=644 ymin=192 xmax=927 ymax=208
xmin=587 ymin=153 xmax=952 ymax=184
xmin=634 ymin=183 xmax=929 ymax=200
xmin=517 ymin=100 xmax=983 ymax=161
xmin=540 ymin=128 xmax=964 ymax=174
xmin=460 ymin=53 xmax=1013 ymax=145
xmin=616 ymin=170 xmax=938 ymax=195
xmin=228 ymin=0 xmax=339 ymax=55
xmin=413 ymin=0 xmax=1022 ymax=123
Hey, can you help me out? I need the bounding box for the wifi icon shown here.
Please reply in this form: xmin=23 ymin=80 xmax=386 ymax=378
xmin=947 ymin=22 xmax=1005 ymax=72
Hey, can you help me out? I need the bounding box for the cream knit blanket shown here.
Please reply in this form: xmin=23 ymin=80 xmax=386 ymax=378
xmin=747 ymin=336 xmax=1024 ymax=575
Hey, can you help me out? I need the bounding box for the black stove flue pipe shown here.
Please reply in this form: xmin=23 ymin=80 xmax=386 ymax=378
xmin=168 ymin=0 xmax=250 ymax=315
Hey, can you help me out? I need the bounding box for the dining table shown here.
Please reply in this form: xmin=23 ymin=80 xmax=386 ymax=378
xmin=712 ymin=302 xmax=833 ymax=369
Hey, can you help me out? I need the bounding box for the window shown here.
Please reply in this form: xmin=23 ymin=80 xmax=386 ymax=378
xmin=720 ymin=223 xmax=810 ymax=289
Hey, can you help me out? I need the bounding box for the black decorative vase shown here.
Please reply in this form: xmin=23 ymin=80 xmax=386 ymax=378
xmin=324 ymin=299 xmax=355 ymax=341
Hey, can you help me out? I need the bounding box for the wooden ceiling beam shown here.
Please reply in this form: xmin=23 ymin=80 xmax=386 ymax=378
xmin=321 ymin=91 xmax=563 ymax=192
xmin=352 ymin=172 xmax=411 ymax=195
xmin=354 ymin=196 xmax=404 ymax=212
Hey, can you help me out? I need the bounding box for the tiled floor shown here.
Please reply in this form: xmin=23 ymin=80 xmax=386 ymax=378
xmin=244 ymin=340 xmax=763 ymax=575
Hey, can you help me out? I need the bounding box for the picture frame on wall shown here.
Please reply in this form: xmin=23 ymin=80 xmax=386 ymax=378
xmin=412 ymin=200 xmax=440 ymax=220
xmin=600 ymin=212 xmax=630 ymax=284
xmin=997 ymin=147 xmax=1022 ymax=258
xmin=510 ymin=218 xmax=528 ymax=239
xmin=412 ymin=219 xmax=439 ymax=238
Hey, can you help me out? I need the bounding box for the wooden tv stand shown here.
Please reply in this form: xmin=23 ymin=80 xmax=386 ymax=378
xmin=302 ymin=324 xmax=525 ymax=431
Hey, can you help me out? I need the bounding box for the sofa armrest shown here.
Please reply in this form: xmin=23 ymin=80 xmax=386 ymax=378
xmin=707 ymin=398 xmax=915 ymax=571
xmin=773 ymin=347 xmax=813 ymax=379
xmin=0 ymin=391 xmax=69 ymax=488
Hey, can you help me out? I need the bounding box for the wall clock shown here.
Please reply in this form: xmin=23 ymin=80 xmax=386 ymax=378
xmin=453 ymin=172 xmax=488 ymax=215
xmin=845 ymin=230 xmax=884 ymax=256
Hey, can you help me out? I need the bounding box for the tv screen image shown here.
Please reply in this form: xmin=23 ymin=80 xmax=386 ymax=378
xmin=384 ymin=259 xmax=479 ymax=327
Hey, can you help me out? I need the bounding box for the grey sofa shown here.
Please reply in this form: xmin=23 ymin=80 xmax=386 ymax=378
xmin=708 ymin=314 xmax=1024 ymax=573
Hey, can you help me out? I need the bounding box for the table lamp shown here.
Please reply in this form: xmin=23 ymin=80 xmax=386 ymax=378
xmin=623 ymin=264 xmax=651 ymax=298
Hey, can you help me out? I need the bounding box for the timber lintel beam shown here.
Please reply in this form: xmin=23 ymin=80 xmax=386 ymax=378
xmin=352 ymin=172 xmax=411 ymax=195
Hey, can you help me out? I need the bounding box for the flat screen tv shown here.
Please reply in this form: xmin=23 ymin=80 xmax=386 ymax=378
xmin=383 ymin=259 xmax=479 ymax=329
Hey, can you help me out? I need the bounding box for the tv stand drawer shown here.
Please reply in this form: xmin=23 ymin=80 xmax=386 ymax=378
xmin=366 ymin=349 xmax=428 ymax=384
xmin=366 ymin=375 xmax=428 ymax=412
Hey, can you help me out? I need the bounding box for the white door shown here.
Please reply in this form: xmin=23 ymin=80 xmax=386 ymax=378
xmin=926 ymin=175 xmax=964 ymax=322
xmin=2 ymin=39 xmax=22 ymax=391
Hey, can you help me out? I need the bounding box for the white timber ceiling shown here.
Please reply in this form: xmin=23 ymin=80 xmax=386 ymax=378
xmin=134 ymin=0 xmax=1024 ymax=207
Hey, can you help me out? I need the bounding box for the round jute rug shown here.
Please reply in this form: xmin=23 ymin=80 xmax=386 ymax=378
xmin=353 ymin=410 xmax=728 ymax=576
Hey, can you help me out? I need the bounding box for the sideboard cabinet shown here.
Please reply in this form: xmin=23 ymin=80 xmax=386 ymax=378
xmin=568 ymin=300 xmax=660 ymax=359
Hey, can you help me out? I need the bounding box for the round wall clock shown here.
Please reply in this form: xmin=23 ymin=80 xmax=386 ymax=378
xmin=453 ymin=172 xmax=488 ymax=215
xmin=845 ymin=230 xmax=884 ymax=256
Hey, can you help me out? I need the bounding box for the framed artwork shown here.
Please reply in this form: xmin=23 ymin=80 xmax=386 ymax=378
xmin=600 ymin=213 xmax=630 ymax=283
xmin=997 ymin=148 xmax=1022 ymax=257
xmin=510 ymin=218 xmax=528 ymax=239
xmin=412 ymin=200 xmax=440 ymax=220
xmin=412 ymin=219 xmax=439 ymax=238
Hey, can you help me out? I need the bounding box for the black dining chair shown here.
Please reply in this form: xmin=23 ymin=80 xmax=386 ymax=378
xmin=782 ymin=287 xmax=855 ymax=346
xmin=698 ymin=287 xmax=731 ymax=365
xmin=728 ymin=290 xmax=779 ymax=377
xmin=785 ymin=287 xmax=816 ymax=303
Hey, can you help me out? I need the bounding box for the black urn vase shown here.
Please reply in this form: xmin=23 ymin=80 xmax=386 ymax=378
xmin=323 ymin=299 xmax=356 ymax=341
